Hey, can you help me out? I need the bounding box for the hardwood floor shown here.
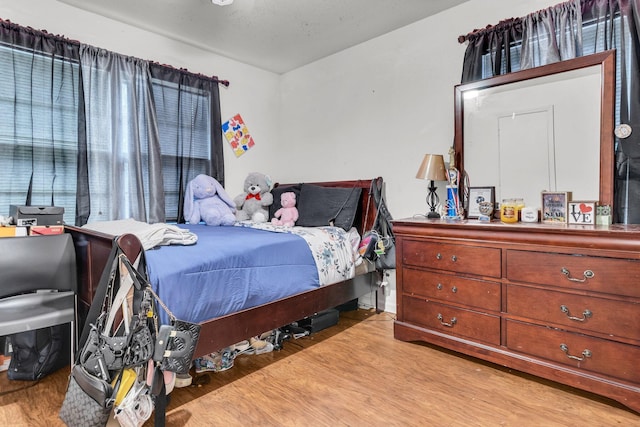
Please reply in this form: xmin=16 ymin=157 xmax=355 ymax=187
xmin=1 ymin=309 xmax=638 ymax=426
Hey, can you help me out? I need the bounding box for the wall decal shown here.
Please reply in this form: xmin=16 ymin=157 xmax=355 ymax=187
xmin=222 ymin=114 xmax=255 ymax=157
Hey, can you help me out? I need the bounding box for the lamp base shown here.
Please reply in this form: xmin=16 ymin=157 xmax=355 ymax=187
xmin=425 ymin=181 xmax=440 ymax=220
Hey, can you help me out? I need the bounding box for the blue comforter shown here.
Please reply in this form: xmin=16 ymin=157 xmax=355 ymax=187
xmin=145 ymin=224 xmax=319 ymax=324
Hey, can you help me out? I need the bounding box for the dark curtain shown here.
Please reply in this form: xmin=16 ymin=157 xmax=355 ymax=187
xmin=149 ymin=64 xmax=224 ymax=223
xmin=0 ymin=20 xmax=82 ymax=225
xmin=521 ymin=0 xmax=583 ymax=69
xmin=582 ymin=0 xmax=640 ymax=223
xmin=461 ymin=18 xmax=523 ymax=83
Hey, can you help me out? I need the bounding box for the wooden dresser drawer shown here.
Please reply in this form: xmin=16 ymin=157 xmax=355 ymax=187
xmin=403 ymin=268 xmax=501 ymax=311
xmin=506 ymin=250 xmax=640 ymax=298
xmin=403 ymin=296 xmax=501 ymax=345
xmin=394 ymin=220 xmax=640 ymax=413
xmin=506 ymin=320 xmax=640 ymax=383
xmin=506 ymin=285 xmax=640 ymax=342
xmin=403 ymin=240 xmax=501 ymax=278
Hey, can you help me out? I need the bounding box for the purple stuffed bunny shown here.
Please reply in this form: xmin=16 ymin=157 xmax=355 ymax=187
xmin=184 ymin=174 xmax=236 ymax=226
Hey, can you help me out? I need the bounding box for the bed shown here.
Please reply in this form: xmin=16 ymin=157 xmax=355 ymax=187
xmin=65 ymin=179 xmax=380 ymax=358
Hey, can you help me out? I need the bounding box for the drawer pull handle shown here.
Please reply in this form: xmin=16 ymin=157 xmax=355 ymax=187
xmin=560 ymin=305 xmax=592 ymax=322
xmin=437 ymin=313 xmax=457 ymax=327
xmin=451 ymin=255 xmax=457 ymax=262
xmin=436 ymin=253 xmax=442 ymax=260
xmin=561 ymin=268 xmax=595 ymax=283
xmin=560 ymin=343 xmax=592 ymax=361
xmin=435 ymin=284 xmax=457 ymax=294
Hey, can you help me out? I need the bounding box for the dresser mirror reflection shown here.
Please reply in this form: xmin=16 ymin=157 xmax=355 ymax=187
xmin=454 ymin=50 xmax=615 ymax=213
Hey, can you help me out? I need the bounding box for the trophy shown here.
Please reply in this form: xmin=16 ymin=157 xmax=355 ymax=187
xmin=478 ymin=201 xmax=494 ymax=221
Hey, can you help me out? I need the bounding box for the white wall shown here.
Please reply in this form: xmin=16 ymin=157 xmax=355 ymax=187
xmin=279 ymin=0 xmax=562 ymax=219
xmin=0 ymin=0 xmax=563 ymax=312
xmin=278 ymin=0 xmax=561 ymax=311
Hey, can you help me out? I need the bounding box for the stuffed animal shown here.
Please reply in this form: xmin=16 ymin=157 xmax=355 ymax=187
xmin=233 ymin=172 xmax=274 ymax=222
xmin=184 ymin=174 xmax=236 ymax=226
xmin=271 ymin=192 xmax=298 ymax=227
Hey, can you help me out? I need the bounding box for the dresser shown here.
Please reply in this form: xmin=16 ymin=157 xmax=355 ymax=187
xmin=393 ymin=219 xmax=640 ymax=413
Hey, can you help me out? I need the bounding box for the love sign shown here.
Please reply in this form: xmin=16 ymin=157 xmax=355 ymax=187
xmin=568 ymin=201 xmax=597 ymax=225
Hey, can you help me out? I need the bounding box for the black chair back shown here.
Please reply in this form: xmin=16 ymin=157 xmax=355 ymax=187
xmin=0 ymin=233 xmax=77 ymax=298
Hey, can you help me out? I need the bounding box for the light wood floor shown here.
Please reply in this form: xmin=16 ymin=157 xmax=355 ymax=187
xmin=1 ymin=309 xmax=638 ymax=426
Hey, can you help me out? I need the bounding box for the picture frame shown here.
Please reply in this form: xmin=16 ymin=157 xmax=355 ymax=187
xmin=541 ymin=191 xmax=570 ymax=223
xmin=467 ymin=186 xmax=495 ymax=219
xmin=568 ymin=200 xmax=597 ymax=225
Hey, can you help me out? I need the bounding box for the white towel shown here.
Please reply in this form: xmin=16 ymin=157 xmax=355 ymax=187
xmin=82 ymin=218 xmax=198 ymax=250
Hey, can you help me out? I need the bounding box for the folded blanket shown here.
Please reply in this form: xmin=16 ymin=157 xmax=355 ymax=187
xmin=83 ymin=218 xmax=198 ymax=250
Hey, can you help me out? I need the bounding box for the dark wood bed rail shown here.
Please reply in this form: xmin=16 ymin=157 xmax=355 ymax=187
xmin=65 ymin=178 xmax=380 ymax=356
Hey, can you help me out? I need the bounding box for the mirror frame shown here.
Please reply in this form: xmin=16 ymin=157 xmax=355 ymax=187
xmin=454 ymin=50 xmax=615 ymax=214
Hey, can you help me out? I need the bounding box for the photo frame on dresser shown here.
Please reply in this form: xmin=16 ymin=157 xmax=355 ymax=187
xmin=467 ymin=187 xmax=495 ymax=219
xmin=568 ymin=201 xmax=597 ymax=225
xmin=541 ymin=191 xmax=570 ymax=223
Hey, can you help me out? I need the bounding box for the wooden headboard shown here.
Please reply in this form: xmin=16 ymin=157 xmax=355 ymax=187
xmin=273 ymin=178 xmax=378 ymax=235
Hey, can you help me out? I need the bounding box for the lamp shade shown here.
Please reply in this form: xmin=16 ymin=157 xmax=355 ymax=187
xmin=416 ymin=154 xmax=447 ymax=181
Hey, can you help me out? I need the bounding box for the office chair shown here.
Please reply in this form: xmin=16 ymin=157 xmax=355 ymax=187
xmin=0 ymin=233 xmax=77 ymax=370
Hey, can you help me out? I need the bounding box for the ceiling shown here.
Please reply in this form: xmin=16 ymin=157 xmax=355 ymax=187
xmin=57 ymin=0 xmax=468 ymax=74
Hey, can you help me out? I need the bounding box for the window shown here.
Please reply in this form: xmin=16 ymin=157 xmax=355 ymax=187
xmin=151 ymin=78 xmax=214 ymax=222
xmin=0 ymin=43 xmax=80 ymax=224
xmin=0 ymin=39 xmax=218 ymax=225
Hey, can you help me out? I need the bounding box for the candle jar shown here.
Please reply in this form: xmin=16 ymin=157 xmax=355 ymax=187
xmin=500 ymin=198 xmax=518 ymax=223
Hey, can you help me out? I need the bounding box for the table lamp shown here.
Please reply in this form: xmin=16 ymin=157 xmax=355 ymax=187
xmin=416 ymin=154 xmax=447 ymax=218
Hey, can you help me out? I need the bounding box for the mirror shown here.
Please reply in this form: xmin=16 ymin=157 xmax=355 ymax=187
xmin=454 ymin=50 xmax=615 ymax=214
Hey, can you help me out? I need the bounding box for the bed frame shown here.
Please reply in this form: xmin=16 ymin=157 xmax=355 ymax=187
xmin=65 ymin=179 xmax=380 ymax=358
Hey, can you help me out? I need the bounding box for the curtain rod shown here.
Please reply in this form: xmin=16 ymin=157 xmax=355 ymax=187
xmin=149 ymin=61 xmax=230 ymax=87
xmin=0 ymin=17 xmax=230 ymax=87
xmin=458 ymin=18 xmax=519 ymax=43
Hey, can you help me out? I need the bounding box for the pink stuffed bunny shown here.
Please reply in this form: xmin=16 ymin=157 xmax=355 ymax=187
xmin=271 ymin=192 xmax=299 ymax=227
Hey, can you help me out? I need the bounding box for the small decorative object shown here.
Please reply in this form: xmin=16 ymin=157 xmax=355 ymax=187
xmin=500 ymin=198 xmax=518 ymax=223
xmin=415 ymin=154 xmax=448 ymax=219
xmin=520 ymin=206 xmax=539 ymax=223
xmin=614 ymin=123 xmax=632 ymax=139
xmin=568 ymin=201 xmax=597 ymax=225
xmin=233 ymin=172 xmax=274 ymax=223
xmin=222 ymin=114 xmax=255 ymax=157
xmin=541 ymin=191 xmax=570 ymax=224
xmin=467 ymin=186 xmax=495 ymax=220
xmin=184 ymin=174 xmax=237 ymax=226
xmin=477 ymin=201 xmax=494 ymax=221
xmin=271 ymin=191 xmax=298 ymax=227
xmin=445 ymin=147 xmax=463 ymax=218
xmin=596 ymin=204 xmax=612 ymax=226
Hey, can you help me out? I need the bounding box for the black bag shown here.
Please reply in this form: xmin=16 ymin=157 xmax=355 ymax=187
xmin=59 ymin=243 xmax=134 ymax=427
xmin=7 ymin=324 xmax=68 ymax=381
xmin=80 ymin=316 xmax=154 ymax=378
xmin=362 ymin=177 xmax=396 ymax=270
xmin=118 ymin=251 xmax=200 ymax=427
xmin=120 ymin=257 xmax=201 ymax=375
xmin=59 ymin=364 xmax=115 ymax=427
